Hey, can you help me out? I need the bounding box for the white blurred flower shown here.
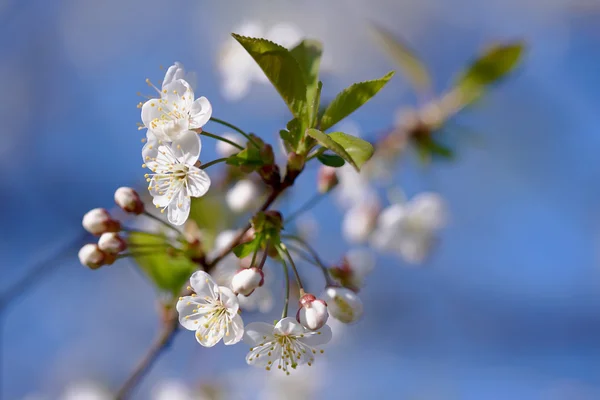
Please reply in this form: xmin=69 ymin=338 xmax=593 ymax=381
xmin=334 ymin=164 xmax=378 ymax=210
xmin=152 ymin=380 xmax=213 ymax=400
xmin=219 ymin=21 xmax=302 ymax=101
xmin=226 ymin=180 xmax=262 ymax=213
xmin=330 ymin=248 xmax=375 ymax=291
xmin=216 ymin=132 xmax=243 ymax=157
xmin=371 ymin=192 xmax=447 ymax=264
xmin=259 ymin=360 xmax=326 ymax=400
xmin=211 ymin=231 xmax=274 ymax=313
xmin=176 ymin=271 xmax=244 ymax=347
xmin=243 ymin=317 xmax=331 ymax=373
xmin=143 ymin=134 xmax=211 ymax=226
xmin=61 ymin=381 xmax=112 ymax=400
xmin=141 ymin=79 xmax=211 ymax=143
xmin=342 ymin=199 xmax=380 ymax=243
xmin=322 ymin=287 xmax=363 ymax=323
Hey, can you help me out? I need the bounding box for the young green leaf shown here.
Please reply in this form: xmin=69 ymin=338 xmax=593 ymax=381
xmin=414 ymin=135 xmax=454 ymax=163
xmin=369 ymin=23 xmax=432 ymax=95
xmin=233 ymin=236 xmax=261 ymax=259
xmin=306 ymin=129 xmax=374 ymax=171
xmin=232 ymin=34 xmax=308 ymax=119
xmin=320 ymin=71 xmax=395 ymax=131
xmin=317 ymin=153 xmax=346 ymax=167
xmin=291 ymin=40 xmax=323 ymax=124
xmin=128 ymin=232 xmax=197 ymax=297
xmin=453 ymin=42 xmax=525 ymax=104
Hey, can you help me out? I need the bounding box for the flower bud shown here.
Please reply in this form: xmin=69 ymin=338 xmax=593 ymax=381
xmin=114 ymin=187 xmax=144 ymax=214
xmin=231 ymin=267 xmax=264 ymax=296
xmin=318 ymin=165 xmax=339 ymax=193
xmin=78 ymin=244 xmax=107 ymax=269
xmin=287 ymin=151 xmax=305 ymax=173
xmin=82 ymin=208 xmax=121 ymax=236
xmin=296 ymin=293 xmax=328 ymax=330
xmin=321 ymin=287 xmax=363 ymax=323
xmin=98 ymin=232 xmax=127 ymax=254
xmin=226 ymin=180 xmax=261 ymax=213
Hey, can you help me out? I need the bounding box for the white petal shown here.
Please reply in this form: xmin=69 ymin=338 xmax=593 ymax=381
xmin=162 ymin=62 xmax=184 ymax=88
xmin=176 ymin=296 xmax=210 ymax=331
xmin=142 ymin=137 xmax=159 ymax=168
xmin=166 ymin=190 xmax=190 ymax=226
xmin=246 ymin=345 xmax=276 ymax=367
xmin=346 ymin=248 xmax=375 ymax=278
xmin=398 ymin=233 xmax=432 ymax=264
xmin=189 ymin=271 xmax=218 ymax=298
xmin=409 ymin=192 xmax=447 ymax=230
xmin=299 ymin=324 xmax=332 ymax=347
xmin=217 ymin=286 xmax=239 ymax=315
xmin=171 ymin=130 xmax=200 ymax=165
xmin=243 ymin=322 xmax=275 ymax=347
xmin=141 ymin=99 xmax=160 ymax=129
xmin=186 ymin=167 xmax=211 ymax=198
xmin=163 ymin=79 xmax=194 ymax=106
xmin=194 ymin=319 xmax=225 ymax=347
xmin=370 ymin=203 xmax=407 ymax=250
xmin=223 ymin=313 xmax=244 ymax=345
xmin=274 ymin=317 xmax=304 ymax=336
xmin=189 ymin=97 xmax=212 ymax=129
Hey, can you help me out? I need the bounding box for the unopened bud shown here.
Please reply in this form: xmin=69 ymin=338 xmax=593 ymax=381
xmin=82 ymin=208 xmax=121 ymax=236
xmin=78 ymin=244 xmax=107 ymax=269
xmin=114 ymin=187 xmax=144 ymax=214
xmin=260 ymin=144 xmax=275 ymax=165
xmin=296 ymin=293 xmax=328 ymax=330
xmin=98 ymin=232 xmax=127 ymax=254
xmin=321 ymin=287 xmax=363 ymax=323
xmin=287 ymin=152 xmax=305 ymax=173
xmin=318 ymin=165 xmax=339 ymax=193
xmin=264 ymin=210 xmax=283 ymax=229
xmin=226 ymin=180 xmax=261 ymax=213
xmin=231 ymin=267 xmax=264 ymax=296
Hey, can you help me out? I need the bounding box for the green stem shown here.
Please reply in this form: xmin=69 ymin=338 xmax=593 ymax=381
xmin=306 ymin=147 xmax=326 ymax=161
xmin=200 ymin=130 xmax=244 ymax=150
xmin=209 ymin=117 xmax=261 ymax=149
xmin=280 ymin=256 xmax=290 ymax=319
xmin=142 ymin=211 xmax=182 ymax=235
xmin=200 ymin=157 xmax=229 ymax=170
xmin=285 ymin=192 xmax=326 ymax=225
xmin=249 ymin=237 xmax=262 ymax=268
xmin=281 ymin=235 xmax=335 ymax=286
xmin=278 ymin=244 xmax=304 ymax=294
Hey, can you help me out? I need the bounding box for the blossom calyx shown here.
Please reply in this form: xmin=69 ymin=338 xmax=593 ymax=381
xmin=296 ymin=293 xmax=329 ymax=331
xmin=98 ymin=232 xmax=127 ymax=254
xmin=321 ymin=287 xmax=363 ymax=323
xmin=114 ymin=187 xmax=144 ymax=214
xmin=82 ymin=208 xmax=121 ymax=236
xmin=231 ymin=267 xmax=265 ymax=296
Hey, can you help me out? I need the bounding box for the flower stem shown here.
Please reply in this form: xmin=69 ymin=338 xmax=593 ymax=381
xmin=279 ymin=256 xmax=290 ymax=320
xmin=285 ymin=192 xmax=326 ymax=225
xmin=142 ymin=211 xmax=183 ymax=235
xmin=281 ymin=235 xmax=335 ymax=286
xmin=200 ymin=130 xmax=244 ymax=150
xmin=200 ymin=157 xmax=229 ymax=170
xmin=277 ymin=244 xmax=304 ymax=296
xmin=210 ymin=117 xmax=261 ymax=148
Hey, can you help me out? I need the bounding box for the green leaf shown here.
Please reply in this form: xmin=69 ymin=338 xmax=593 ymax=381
xmin=369 ymin=23 xmax=431 ymax=94
xmin=320 ymin=71 xmax=395 ymax=131
xmin=188 ymin=194 xmax=231 ymax=249
xmin=317 ymin=153 xmax=345 ymax=167
xmin=233 ymin=236 xmax=261 ymax=259
xmin=290 ymin=40 xmax=323 ymax=124
xmin=414 ymin=135 xmax=454 ymax=163
xmin=306 ymin=129 xmax=374 ymax=171
xmin=226 ymin=146 xmax=263 ymax=167
xmin=454 ymin=42 xmax=525 ymax=104
xmin=232 ymin=34 xmax=308 ymax=119
xmin=128 ymin=232 xmax=197 ymax=297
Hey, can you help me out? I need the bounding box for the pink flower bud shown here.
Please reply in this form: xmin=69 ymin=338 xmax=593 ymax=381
xmin=321 ymin=287 xmax=363 ymax=323
xmin=78 ymin=244 xmax=107 ymax=269
xmin=114 ymin=187 xmax=144 ymax=214
xmin=98 ymin=232 xmax=127 ymax=254
xmin=82 ymin=208 xmax=121 ymax=236
xmin=296 ymin=293 xmax=329 ymax=331
xmin=231 ymin=267 xmax=264 ymax=296
xmin=318 ymin=166 xmax=339 ymax=193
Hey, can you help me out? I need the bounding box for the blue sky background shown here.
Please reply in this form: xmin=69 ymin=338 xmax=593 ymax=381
xmin=2 ymin=0 xmax=600 ymax=399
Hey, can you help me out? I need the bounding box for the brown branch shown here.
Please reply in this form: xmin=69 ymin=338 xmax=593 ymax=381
xmin=114 ymin=180 xmax=293 ymax=399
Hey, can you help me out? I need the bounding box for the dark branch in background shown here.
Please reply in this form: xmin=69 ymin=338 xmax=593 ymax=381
xmin=115 ymin=180 xmax=295 ymax=399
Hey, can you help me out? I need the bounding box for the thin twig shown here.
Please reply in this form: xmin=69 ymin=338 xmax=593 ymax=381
xmin=209 ymin=117 xmax=261 ymax=148
xmin=285 ymin=192 xmax=326 ymax=225
xmin=200 ymin=130 xmax=244 ymax=151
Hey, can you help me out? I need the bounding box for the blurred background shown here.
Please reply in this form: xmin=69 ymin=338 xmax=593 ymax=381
xmin=2 ymin=0 xmax=600 ymax=398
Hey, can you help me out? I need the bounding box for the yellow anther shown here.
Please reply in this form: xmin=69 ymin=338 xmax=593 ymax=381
xmin=142 ymin=164 xmax=147 ymax=168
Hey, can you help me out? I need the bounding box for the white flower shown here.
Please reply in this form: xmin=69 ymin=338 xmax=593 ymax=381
xmin=321 ymin=287 xmax=363 ymax=323
xmin=232 ymin=267 xmax=264 ymax=296
xmin=219 ymin=21 xmax=302 ymax=101
xmin=243 ymin=317 xmax=331 ymax=374
xmin=341 ymin=199 xmax=380 ymax=243
xmin=334 ymin=164 xmax=378 ymax=210
xmin=330 ymin=248 xmax=375 ymax=291
xmin=176 ymin=271 xmax=244 ymax=347
xmin=141 ymin=78 xmax=212 ymax=143
xmin=114 ymin=187 xmax=144 ymax=214
xmin=82 ymin=208 xmax=120 ymax=236
xmin=216 ymin=132 xmax=243 ymax=157
xmin=296 ymin=294 xmax=329 ymax=331
xmin=143 ymin=132 xmax=211 ymax=226
xmin=371 ymin=192 xmax=447 ymax=264
xmin=60 ymin=381 xmax=112 ymax=400
xmin=162 ymin=62 xmax=197 ymax=91
xmin=226 ymin=179 xmax=261 ymax=213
